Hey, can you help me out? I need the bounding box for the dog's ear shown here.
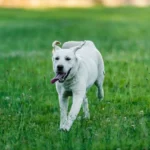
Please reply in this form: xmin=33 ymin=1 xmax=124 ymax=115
xmin=72 ymin=41 xmax=86 ymax=54
xmin=52 ymin=41 xmax=61 ymax=52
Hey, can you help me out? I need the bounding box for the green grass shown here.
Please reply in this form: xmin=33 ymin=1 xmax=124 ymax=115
xmin=0 ymin=7 xmax=150 ymax=150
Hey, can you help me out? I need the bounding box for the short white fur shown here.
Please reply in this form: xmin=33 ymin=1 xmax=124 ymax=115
xmin=52 ymin=40 xmax=105 ymax=131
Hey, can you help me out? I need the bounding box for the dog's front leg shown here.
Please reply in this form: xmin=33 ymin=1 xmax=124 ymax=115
xmin=63 ymin=90 xmax=85 ymax=131
xmin=59 ymin=95 xmax=68 ymax=130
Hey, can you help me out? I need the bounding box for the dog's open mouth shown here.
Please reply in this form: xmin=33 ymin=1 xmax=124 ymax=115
xmin=51 ymin=68 xmax=71 ymax=84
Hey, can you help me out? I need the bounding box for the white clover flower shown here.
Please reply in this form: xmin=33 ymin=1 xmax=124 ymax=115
xmin=106 ymin=118 xmax=110 ymax=122
xmin=139 ymin=110 xmax=144 ymax=115
xmin=5 ymin=96 xmax=10 ymax=100
xmin=131 ymin=124 xmax=136 ymax=130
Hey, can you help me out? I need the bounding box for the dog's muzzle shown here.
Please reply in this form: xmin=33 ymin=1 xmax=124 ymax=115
xmin=51 ymin=68 xmax=72 ymax=84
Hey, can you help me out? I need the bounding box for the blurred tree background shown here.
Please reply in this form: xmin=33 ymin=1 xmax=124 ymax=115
xmin=0 ymin=0 xmax=149 ymax=7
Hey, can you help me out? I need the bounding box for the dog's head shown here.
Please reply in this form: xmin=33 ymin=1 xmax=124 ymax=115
xmin=51 ymin=41 xmax=84 ymax=84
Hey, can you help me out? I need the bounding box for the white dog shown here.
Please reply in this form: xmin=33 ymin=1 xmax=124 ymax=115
xmin=51 ymin=40 xmax=105 ymax=131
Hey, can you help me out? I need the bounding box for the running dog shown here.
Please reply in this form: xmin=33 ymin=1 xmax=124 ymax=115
xmin=51 ymin=40 xmax=105 ymax=131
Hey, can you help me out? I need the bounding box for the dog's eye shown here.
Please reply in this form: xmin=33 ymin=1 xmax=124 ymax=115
xmin=65 ymin=57 xmax=71 ymax=61
xmin=55 ymin=57 xmax=59 ymax=60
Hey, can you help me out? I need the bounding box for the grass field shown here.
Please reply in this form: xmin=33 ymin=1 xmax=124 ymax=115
xmin=0 ymin=7 xmax=150 ymax=150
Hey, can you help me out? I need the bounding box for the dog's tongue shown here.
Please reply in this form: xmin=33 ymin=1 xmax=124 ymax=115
xmin=51 ymin=73 xmax=66 ymax=84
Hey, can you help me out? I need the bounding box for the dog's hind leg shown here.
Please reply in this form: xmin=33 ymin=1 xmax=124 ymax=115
xmin=82 ymin=96 xmax=90 ymax=119
xmin=95 ymin=72 xmax=104 ymax=100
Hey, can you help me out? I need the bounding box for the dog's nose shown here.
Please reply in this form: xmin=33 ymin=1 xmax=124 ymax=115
xmin=57 ymin=65 xmax=64 ymax=71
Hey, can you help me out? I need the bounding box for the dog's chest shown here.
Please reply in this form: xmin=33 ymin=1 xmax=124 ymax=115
xmin=62 ymin=83 xmax=73 ymax=91
xmin=61 ymin=83 xmax=73 ymax=97
xmin=62 ymin=79 xmax=76 ymax=90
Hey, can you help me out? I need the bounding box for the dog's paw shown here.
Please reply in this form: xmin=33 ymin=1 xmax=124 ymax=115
xmin=59 ymin=126 xmax=70 ymax=132
xmin=98 ymin=97 xmax=104 ymax=101
xmin=59 ymin=128 xmax=68 ymax=132
xmin=59 ymin=124 xmax=70 ymax=132
xmin=84 ymin=114 xmax=90 ymax=119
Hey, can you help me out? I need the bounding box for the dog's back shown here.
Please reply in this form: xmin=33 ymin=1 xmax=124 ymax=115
xmin=62 ymin=41 xmax=84 ymax=49
xmin=62 ymin=41 xmax=101 ymax=63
